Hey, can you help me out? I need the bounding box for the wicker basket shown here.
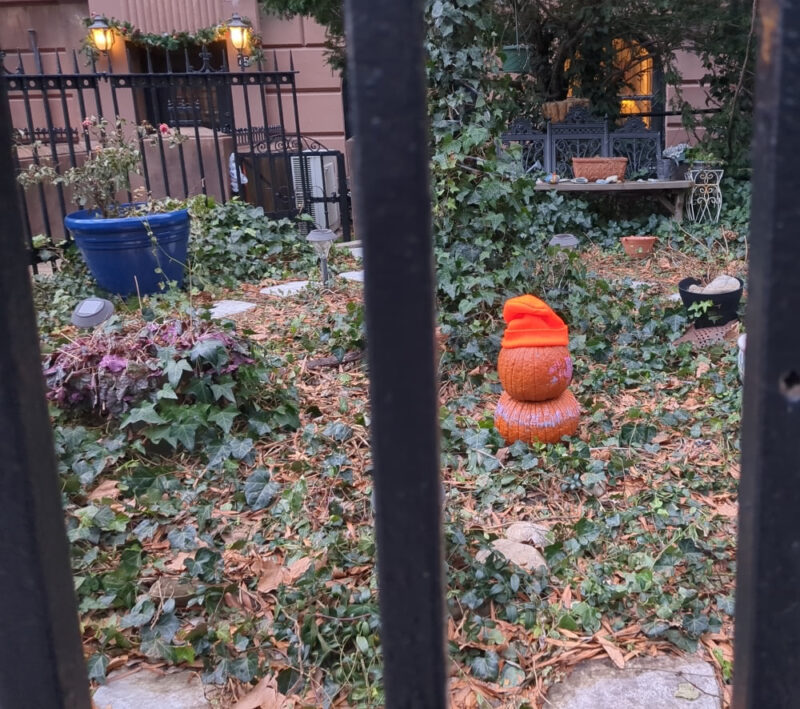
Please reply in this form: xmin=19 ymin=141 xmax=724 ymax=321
xmin=571 ymin=157 xmax=628 ymax=182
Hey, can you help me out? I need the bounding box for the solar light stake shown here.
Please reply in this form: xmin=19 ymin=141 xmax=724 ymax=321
xmin=306 ymin=228 xmax=336 ymax=287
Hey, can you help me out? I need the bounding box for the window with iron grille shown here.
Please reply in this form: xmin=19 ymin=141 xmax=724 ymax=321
xmin=126 ymin=42 xmax=234 ymax=131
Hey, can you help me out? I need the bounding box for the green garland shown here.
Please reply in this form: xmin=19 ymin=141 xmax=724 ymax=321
xmin=81 ymin=16 xmax=265 ymax=63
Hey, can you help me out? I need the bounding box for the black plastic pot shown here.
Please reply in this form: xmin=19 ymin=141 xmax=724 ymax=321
xmin=678 ymin=277 xmax=743 ymax=329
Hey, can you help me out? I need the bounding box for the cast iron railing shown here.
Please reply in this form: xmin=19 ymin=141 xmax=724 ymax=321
xmin=501 ymin=106 xmax=662 ymax=178
xmin=1 ymin=31 xmax=350 ymax=268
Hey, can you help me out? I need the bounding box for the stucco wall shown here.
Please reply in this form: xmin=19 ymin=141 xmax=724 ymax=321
xmin=666 ymin=49 xmax=716 ymax=147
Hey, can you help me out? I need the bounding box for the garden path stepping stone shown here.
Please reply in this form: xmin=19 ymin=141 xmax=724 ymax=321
xmin=545 ymin=655 xmax=721 ymax=709
xmin=340 ymin=270 xmax=364 ymax=282
xmin=476 ymin=538 xmax=547 ymax=571
xmin=209 ymin=300 xmax=256 ymax=319
xmin=93 ymin=669 xmax=212 ymax=709
xmin=260 ymin=280 xmax=309 ymax=297
xmin=341 ymin=241 xmax=363 ymax=259
xmin=505 ymin=521 xmax=549 ymax=547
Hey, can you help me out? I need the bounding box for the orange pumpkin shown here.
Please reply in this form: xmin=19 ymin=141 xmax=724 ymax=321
xmin=494 ymin=389 xmax=580 ymax=444
xmin=498 ymin=346 xmax=572 ymax=402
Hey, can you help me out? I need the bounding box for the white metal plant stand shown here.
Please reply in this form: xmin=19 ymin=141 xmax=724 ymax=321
xmin=688 ymin=167 xmax=724 ymax=223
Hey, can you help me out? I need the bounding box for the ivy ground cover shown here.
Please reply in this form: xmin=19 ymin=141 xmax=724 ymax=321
xmin=37 ymin=208 xmax=745 ymax=706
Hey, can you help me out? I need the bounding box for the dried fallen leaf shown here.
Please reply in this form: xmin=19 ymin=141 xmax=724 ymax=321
xmin=233 ymin=674 xmax=290 ymax=709
xmin=89 ymin=479 xmax=120 ymax=501
xmin=286 ymin=557 xmax=313 ymax=583
xmin=597 ymin=637 xmax=626 ymax=669
xmin=256 ymin=558 xmax=286 ymax=594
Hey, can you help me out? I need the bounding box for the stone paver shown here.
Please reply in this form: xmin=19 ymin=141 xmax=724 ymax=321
xmin=506 ymin=521 xmax=549 ymax=547
xmin=340 ymin=270 xmax=364 ymax=282
xmin=93 ymin=669 xmax=212 ymax=709
xmin=341 ymin=241 xmax=363 ymax=259
xmin=476 ymin=538 xmax=547 ymax=571
xmin=208 ymin=300 xmax=256 ymax=319
xmin=260 ymin=280 xmax=309 ymax=297
xmin=546 ymin=655 xmax=721 ymax=709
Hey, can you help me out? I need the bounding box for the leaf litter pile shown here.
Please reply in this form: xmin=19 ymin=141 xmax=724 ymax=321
xmin=50 ymin=247 xmax=743 ymax=708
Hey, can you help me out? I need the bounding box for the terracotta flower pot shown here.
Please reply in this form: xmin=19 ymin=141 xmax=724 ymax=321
xmin=620 ymin=235 xmax=657 ymax=259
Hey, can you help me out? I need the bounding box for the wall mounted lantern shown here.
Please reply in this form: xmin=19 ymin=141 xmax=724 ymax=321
xmin=228 ymin=13 xmax=250 ymax=49
xmin=88 ymin=16 xmax=115 ymax=53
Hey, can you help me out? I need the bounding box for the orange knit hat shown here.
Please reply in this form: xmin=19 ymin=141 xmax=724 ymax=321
xmin=501 ymin=295 xmax=568 ymax=348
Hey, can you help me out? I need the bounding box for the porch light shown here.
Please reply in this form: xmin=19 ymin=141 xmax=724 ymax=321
xmin=88 ymin=16 xmax=115 ymax=53
xmin=306 ymin=228 xmax=336 ymax=286
xmin=227 ymin=14 xmax=250 ymax=51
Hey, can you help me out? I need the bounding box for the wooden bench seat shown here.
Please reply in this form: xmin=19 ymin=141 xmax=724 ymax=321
xmin=534 ymin=179 xmax=692 ymax=221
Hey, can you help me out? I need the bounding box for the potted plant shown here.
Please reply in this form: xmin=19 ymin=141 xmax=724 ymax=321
xmin=620 ymin=235 xmax=657 ymax=259
xmin=678 ymin=275 xmax=743 ymax=328
xmin=500 ymin=0 xmax=531 ymax=73
xmin=685 ymin=145 xmax=723 ymax=170
xmin=18 ymin=116 xmax=189 ymax=296
xmin=657 ymin=143 xmax=689 ymax=180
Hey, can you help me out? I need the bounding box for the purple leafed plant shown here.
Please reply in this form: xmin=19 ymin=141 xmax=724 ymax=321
xmin=44 ymin=315 xmax=254 ymax=417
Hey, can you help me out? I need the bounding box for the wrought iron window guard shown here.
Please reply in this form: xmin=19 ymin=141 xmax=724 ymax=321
xmin=501 ymin=106 xmax=661 ymax=179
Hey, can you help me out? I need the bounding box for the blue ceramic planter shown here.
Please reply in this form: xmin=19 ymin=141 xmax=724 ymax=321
xmin=64 ymin=205 xmax=190 ymax=296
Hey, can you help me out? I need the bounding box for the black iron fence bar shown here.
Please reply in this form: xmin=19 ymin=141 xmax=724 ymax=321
xmin=203 ymin=73 xmax=227 ymax=202
xmin=144 ymin=47 xmax=172 ymax=197
xmin=335 ymin=152 xmax=351 ymax=240
xmin=270 ymin=66 xmax=296 ymax=210
xmin=237 ymin=60 xmax=265 ymax=207
xmin=733 ymin=0 xmax=800 ymax=704
xmin=255 ymin=56 xmax=280 ymax=212
xmin=105 ymin=52 xmax=133 ymax=204
xmin=288 ymin=52 xmax=312 ymax=222
xmin=70 ymin=52 xmax=94 ymax=157
xmin=0 ymin=71 xmax=91 ymax=709
xmin=190 ymin=99 xmax=207 ymax=196
xmin=125 ymin=45 xmax=154 ymax=197
xmin=54 ymin=53 xmax=79 ymax=173
xmin=30 ymin=32 xmax=70 ymax=228
xmin=345 ymin=0 xmax=447 ymax=706
xmin=222 ymin=49 xmax=243 ymax=204
xmin=14 ymin=50 xmax=54 ymax=241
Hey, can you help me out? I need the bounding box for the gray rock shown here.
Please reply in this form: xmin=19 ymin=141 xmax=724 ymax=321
xmin=546 ymin=655 xmax=721 ymax=709
xmin=505 ymin=521 xmax=549 ymax=547
xmin=260 ymin=280 xmax=309 ymax=297
xmin=93 ymin=669 xmax=212 ymax=709
xmin=550 ymin=234 xmax=580 ymax=250
xmin=340 ymin=270 xmax=364 ymax=283
xmin=208 ymin=300 xmax=255 ymax=319
xmin=476 ymin=538 xmax=547 ymax=571
xmin=687 ymin=274 xmax=740 ymax=295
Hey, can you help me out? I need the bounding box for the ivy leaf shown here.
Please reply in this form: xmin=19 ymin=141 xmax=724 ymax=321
xmin=229 ymin=438 xmax=254 ymax=460
xmin=470 ymin=650 xmax=500 ymax=681
xmin=86 ymin=653 xmax=109 ymax=683
xmin=120 ymin=597 xmax=155 ymax=629
xmin=210 ymin=380 xmax=237 ymax=404
xmin=167 ymin=525 xmax=198 ymax=551
xmin=619 ymin=422 xmax=658 ymax=446
xmin=209 ymin=407 xmax=239 ymax=434
xmin=163 ymin=358 xmax=193 ymax=388
xmin=122 ymin=403 xmax=167 ymax=427
xmin=228 ymin=654 xmax=258 ymax=682
xmin=140 ymin=611 xmax=181 ymax=659
xmin=244 ymin=468 xmax=280 ymax=510
xmin=683 ymin=614 xmax=710 ymax=637
xmin=323 ymin=421 xmax=353 ymax=442
xmin=189 ymin=338 xmax=228 ymax=368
